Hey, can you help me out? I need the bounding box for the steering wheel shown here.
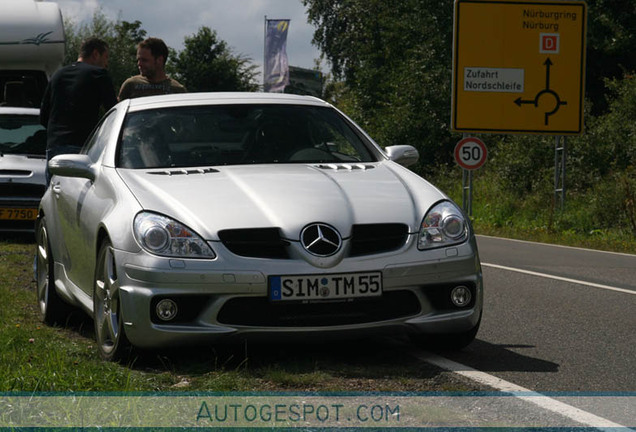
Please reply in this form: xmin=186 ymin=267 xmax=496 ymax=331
xmin=287 ymin=147 xmax=336 ymax=162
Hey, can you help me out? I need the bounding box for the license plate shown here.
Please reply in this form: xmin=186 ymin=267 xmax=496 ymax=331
xmin=0 ymin=208 xmax=38 ymax=221
xmin=270 ymin=272 xmax=382 ymax=302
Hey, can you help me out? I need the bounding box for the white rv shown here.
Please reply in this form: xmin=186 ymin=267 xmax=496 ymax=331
xmin=0 ymin=0 xmax=64 ymax=232
xmin=0 ymin=0 xmax=65 ymax=107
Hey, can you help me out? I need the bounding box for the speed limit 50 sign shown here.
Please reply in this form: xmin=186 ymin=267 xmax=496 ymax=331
xmin=454 ymin=137 xmax=487 ymax=170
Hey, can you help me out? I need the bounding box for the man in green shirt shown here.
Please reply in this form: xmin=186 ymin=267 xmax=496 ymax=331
xmin=118 ymin=37 xmax=186 ymax=100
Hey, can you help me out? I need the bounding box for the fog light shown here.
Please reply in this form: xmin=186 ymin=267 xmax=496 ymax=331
xmin=156 ymin=299 xmax=178 ymax=321
xmin=450 ymin=285 xmax=472 ymax=307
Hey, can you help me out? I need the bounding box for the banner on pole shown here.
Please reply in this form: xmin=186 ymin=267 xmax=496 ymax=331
xmin=264 ymin=19 xmax=290 ymax=92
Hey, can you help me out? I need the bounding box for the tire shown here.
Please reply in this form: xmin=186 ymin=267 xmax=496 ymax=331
xmin=94 ymin=239 xmax=132 ymax=362
xmin=411 ymin=313 xmax=482 ymax=351
xmin=36 ymin=217 xmax=71 ymax=326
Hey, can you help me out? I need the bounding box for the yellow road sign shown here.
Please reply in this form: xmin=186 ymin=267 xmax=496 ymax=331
xmin=451 ymin=0 xmax=587 ymax=135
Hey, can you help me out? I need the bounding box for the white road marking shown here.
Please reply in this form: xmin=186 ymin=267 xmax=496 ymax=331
xmin=482 ymin=262 xmax=636 ymax=295
xmin=477 ymin=234 xmax=636 ymax=258
xmin=419 ymin=351 xmax=633 ymax=430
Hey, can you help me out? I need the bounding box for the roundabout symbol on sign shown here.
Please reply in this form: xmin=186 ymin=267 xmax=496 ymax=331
xmin=454 ymin=137 xmax=487 ymax=170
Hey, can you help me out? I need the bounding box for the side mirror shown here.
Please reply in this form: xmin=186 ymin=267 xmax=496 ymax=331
xmin=48 ymin=154 xmax=97 ymax=181
xmin=385 ymin=145 xmax=419 ymax=167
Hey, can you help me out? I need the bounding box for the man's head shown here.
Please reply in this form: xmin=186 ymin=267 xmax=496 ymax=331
xmin=79 ymin=37 xmax=110 ymax=68
xmin=136 ymin=38 xmax=169 ymax=82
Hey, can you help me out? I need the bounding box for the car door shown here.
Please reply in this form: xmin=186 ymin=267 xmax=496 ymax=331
xmin=52 ymin=111 xmax=118 ymax=295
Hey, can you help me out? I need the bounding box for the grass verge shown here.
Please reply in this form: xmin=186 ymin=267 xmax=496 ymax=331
xmin=0 ymin=235 xmax=482 ymax=393
xmin=432 ymin=168 xmax=636 ymax=255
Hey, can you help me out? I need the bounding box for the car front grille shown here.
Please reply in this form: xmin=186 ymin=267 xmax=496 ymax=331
xmin=0 ymin=219 xmax=37 ymax=232
xmin=350 ymin=223 xmax=409 ymax=256
xmin=0 ymin=183 xmax=46 ymax=199
xmin=218 ymin=223 xmax=410 ymax=259
xmin=218 ymin=228 xmax=291 ymax=259
xmin=217 ymin=290 xmax=420 ymax=327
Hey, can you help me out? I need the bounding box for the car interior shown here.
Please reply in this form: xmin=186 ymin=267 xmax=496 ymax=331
xmin=117 ymin=104 xmax=375 ymax=169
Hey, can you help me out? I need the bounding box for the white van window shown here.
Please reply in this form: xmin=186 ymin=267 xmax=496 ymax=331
xmin=0 ymin=112 xmax=46 ymax=156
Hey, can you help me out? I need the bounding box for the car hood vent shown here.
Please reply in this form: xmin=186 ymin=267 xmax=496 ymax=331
xmin=147 ymin=168 xmax=219 ymax=176
xmin=0 ymin=169 xmax=32 ymax=176
xmin=314 ymin=163 xmax=375 ymax=171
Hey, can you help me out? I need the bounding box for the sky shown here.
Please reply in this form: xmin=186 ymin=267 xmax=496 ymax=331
xmin=52 ymin=0 xmax=324 ymax=80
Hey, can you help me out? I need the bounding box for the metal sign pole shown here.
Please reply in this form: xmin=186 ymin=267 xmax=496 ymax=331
xmin=562 ymin=136 xmax=567 ymax=209
xmin=461 ymin=131 xmax=468 ymax=216
xmin=457 ymin=133 xmax=486 ymax=217
xmin=554 ymin=135 xmax=566 ymax=210
xmin=462 ymin=168 xmax=468 ymax=214
xmin=462 ymin=168 xmax=473 ymax=217
xmin=468 ymin=169 xmax=473 ymax=216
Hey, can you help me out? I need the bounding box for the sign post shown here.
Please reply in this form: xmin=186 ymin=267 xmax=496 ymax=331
xmin=454 ymin=136 xmax=488 ymax=216
xmin=554 ymin=136 xmax=566 ymax=209
xmin=451 ymin=0 xmax=586 ymax=211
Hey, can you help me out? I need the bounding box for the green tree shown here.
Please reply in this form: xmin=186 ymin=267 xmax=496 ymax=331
xmin=170 ymin=27 xmax=258 ymax=92
xmin=303 ymin=0 xmax=455 ymax=173
xmin=585 ymin=0 xmax=636 ymax=114
xmin=109 ymin=20 xmax=147 ymax=88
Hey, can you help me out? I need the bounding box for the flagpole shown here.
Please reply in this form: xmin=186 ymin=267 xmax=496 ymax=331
xmin=263 ymin=15 xmax=267 ymax=91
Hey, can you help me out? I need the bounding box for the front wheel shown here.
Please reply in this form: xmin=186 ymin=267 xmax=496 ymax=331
xmin=94 ymin=239 xmax=131 ymax=361
xmin=36 ymin=217 xmax=71 ymax=325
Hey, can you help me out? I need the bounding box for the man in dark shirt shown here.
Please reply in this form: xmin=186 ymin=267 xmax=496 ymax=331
xmin=40 ymin=37 xmax=117 ymax=181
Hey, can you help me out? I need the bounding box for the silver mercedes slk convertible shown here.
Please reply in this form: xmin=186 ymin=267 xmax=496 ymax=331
xmin=36 ymin=92 xmax=482 ymax=360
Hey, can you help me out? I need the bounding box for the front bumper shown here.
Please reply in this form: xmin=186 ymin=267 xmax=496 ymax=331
xmin=115 ymin=237 xmax=483 ymax=349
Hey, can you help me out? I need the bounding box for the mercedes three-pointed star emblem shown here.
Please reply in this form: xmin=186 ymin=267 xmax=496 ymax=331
xmin=300 ymin=223 xmax=342 ymax=257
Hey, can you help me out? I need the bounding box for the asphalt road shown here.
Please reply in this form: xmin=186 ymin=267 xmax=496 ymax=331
xmin=436 ymin=235 xmax=636 ymax=392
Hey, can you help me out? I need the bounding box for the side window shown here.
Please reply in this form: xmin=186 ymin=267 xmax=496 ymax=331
xmin=82 ymin=111 xmax=118 ymax=163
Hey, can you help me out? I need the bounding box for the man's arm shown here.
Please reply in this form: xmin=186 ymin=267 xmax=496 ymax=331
xmin=117 ymin=78 xmax=132 ymax=102
xmin=100 ymin=70 xmax=118 ymax=110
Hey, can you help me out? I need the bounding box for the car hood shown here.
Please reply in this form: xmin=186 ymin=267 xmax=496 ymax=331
xmin=117 ymin=163 xmax=445 ymax=240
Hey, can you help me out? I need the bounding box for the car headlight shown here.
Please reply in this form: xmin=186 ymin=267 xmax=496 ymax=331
xmin=133 ymin=212 xmax=216 ymax=258
xmin=418 ymin=201 xmax=469 ymax=250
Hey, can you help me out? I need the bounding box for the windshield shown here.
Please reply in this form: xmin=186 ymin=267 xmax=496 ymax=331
xmin=117 ymin=104 xmax=380 ymax=169
xmin=0 ymin=114 xmax=46 ymax=156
